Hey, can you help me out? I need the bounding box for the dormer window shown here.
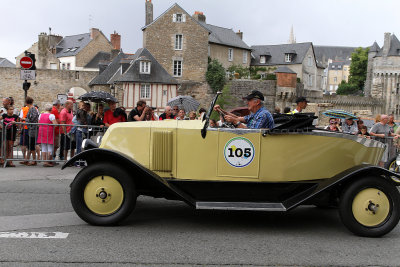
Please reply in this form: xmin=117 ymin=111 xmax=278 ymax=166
xmin=140 ymin=61 xmax=151 ymax=74
xmin=260 ymin=55 xmax=267 ymax=64
xmin=285 ymin=53 xmax=293 ymax=63
xmin=173 ymin=13 xmax=186 ymax=23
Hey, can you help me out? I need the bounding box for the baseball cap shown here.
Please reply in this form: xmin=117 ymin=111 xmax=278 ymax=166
xmin=295 ymin=96 xmax=308 ymax=103
xmin=244 ymin=90 xmax=264 ymax=101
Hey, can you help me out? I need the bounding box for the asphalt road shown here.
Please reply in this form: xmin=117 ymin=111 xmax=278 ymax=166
xmin=0 ymin=165 xmax=400 ymax=266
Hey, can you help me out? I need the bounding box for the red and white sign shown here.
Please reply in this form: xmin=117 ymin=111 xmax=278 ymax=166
xmin=20 ymin=56 xmax=33 ymax=69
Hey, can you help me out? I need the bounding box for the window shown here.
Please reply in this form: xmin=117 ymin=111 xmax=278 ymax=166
xmin=66 ymin=63 xmax=70 ymax=70
xmin=228 ymin=48 xmax=233 ymax=61
xmin=173 ymin=60 xmax=182 ymax=77
xmin=338 ymin=65 xmax=342 ymax=69
xmin=140 ymin=61 xmax=151 ymax=74
xmin=243 ymin=51 xmax=247 ymax=64
xmin=260 ymin=55 xmax=266 ymax=64
xmin=75 ymin=71 xmax=79 ymax=80
xmin=140 ymin=84 xmax=151 ymax=99
xmin=308 ymin=74 xmax=313 ymax=86
xmin=334 ymin=77 xmax=337 ymax=83
xmin=173 ymin=13 xmax=186 ymax=22
xmin=308 ymin=56 xmax=312 ymax=66
xmin=260 ymin=73 xmax=266 ymax=79
xmin=61 ymin=63 xmax=66 ymax=70
xmin=175 ymin=34 xmax=183 ymax=50
xmin=344 ymin=67 xmax=347 ymax=71
xmin=343 ymin=75 xmax=346 ymax=81
xmin=285 ymin=53 xmax=292 ymax=62
xmin=332 ymin=65 xmax=335 ymax=69
xmin=50 ymin=63 xmax=57 ymax=69
xmin=163 ymin=90 xmax=167 ymax=96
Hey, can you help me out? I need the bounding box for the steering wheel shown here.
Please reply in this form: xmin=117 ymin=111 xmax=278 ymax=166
xmin=218 ymin=110 xmax=235 ymax=128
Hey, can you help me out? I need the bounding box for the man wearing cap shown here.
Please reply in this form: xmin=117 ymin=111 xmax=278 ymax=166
xmin=289 ymin=97 xmax=308 ymax=114
xmin=214 ymin=90 xmax=274 ymax=129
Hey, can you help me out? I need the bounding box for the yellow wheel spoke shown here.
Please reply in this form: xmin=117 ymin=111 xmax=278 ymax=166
xmin=84 ymin=176 xmax=124 ymax=215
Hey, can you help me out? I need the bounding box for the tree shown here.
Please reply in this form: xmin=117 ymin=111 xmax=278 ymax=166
xmin=336 ymin=80 xmax=359 ymax=95
xmin=348 ymin=47 xmax=369 ymax=91
xmin=206 ymin=59 xmax=226 ymax=93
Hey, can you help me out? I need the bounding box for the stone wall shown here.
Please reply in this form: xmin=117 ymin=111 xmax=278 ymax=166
xmin=209 ymin=43 xmax=250 ymax=69
xmin=0 ymin=67 xmax=97 ymax=110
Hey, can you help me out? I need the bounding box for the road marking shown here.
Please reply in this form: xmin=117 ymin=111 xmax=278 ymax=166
xmin=0 ymin=231 xmax=69 ymax=238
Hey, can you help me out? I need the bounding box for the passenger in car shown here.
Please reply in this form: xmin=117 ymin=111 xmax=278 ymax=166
xmin=214 ymin=90 xmax=274 ymax=129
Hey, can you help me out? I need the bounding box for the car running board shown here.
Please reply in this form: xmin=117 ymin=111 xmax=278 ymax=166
xmin=195 ymin=201 xmax=287 ymax=211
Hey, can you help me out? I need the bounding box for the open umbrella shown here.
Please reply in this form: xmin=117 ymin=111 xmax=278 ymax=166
xmin=322 ymin=109 xmax=358 ymax=120
xmin=78 ymin=91 xmax=118 ymax=103
xmin=167 ymin=95 xmax=200 ymax=112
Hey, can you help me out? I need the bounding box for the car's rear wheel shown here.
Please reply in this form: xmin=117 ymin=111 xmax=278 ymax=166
xmin=70 ymin=163 xmax=136 ymax=225
xmin=339 ymin=176 xmax=400 ymax=237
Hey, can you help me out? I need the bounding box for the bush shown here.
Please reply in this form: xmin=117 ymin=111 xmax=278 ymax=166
xmin=252 ymin=74 xmax=261 ymax=80
xmin=265 ymin=74 xmax=276 ymax=80
xmin=227 ymin=64 xmax=250 ymax=79
xmin=206 ymin=59 xmax=226 ymax=93
xmin=336 ymin=80 xmax=360 ymax=95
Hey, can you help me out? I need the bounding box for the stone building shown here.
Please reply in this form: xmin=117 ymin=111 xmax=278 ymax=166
xmin=326 ymin=60 xmax=351 ymax=93
xmin=89 ymin=48 xmax=178 ymax=114
xmin=142 ymin=1 xmax=251 ymax=82
xmin=365 ymin=32 xmax=400 ymax=116
xmin=251 ymin=42 xmax=324 ymax=91
xmin=16 ymin=28 xmax=120 ymax=71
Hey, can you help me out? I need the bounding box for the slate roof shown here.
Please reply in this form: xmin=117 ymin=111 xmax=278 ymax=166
xmin=84 ymin=51 xmax=111 ymax=68
xmin=116 ymin=48 xmax=178 ymax=84
xmin=89 ymin=52 xmax=127 ymax=86
xmin=251 ymin=42 xmax=313 ymax=66
xmin=55 ymin=33 xmax=91 ymax=58
xmin=313 ymin=45 xmax=356 ymax=67
xmin=370 ymin=42 xmax=380 ymax=53
xmin=0 ymin=58 xmax=15 ymax=68
xmin=376 ymin=34 xmax=400 ymax=57
xmin=274 ymin=66 xmax=296 ymax=74
xmin=199 ymin=22 xmax=251 ymax=50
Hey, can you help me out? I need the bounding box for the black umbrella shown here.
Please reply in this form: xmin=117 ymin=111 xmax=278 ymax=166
xmin=78 ymin=91 xmax=118 ymax=103
xmin=167 ymin=95 xmax=200 ymax=112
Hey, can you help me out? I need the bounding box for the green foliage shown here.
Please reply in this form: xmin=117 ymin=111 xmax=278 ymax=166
xmin=227 ymin=64 xmax=250 ymax=79
xmin=210 ymin=84 xmax=232 ymax=121
xmin=249 ymin=66 xmax=277 ymax=80
xmin=206 ymin=59 xmax=226 ymax=93
xmin=252 ymin=74 xmax=261 ymax=80
xmin=336 ymin=80 xmax=360 ymax=95
xmin=297 ymin=77 xmax=301 ymax=83
xmin=348 ymin=47 xmax=369 ymax=91
xmin=264 ymin=73 xmax=276 ymax=80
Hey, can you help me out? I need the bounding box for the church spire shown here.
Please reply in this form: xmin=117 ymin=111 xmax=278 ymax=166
xmin=288 ymin=25 xmax=296 ymax=44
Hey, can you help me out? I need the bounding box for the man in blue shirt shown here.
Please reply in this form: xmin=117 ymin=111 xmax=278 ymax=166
xmin=214 ymin=90 xmax=274 ymax=129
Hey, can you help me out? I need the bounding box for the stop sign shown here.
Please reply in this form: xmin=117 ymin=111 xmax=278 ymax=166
xmin=20 ymin=56 xmax=33 ymax=69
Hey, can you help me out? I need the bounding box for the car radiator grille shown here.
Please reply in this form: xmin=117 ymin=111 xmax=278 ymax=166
xmin=151 ymin=130 xmax=173 ymax=172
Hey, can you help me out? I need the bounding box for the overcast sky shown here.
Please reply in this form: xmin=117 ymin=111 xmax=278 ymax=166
xmin=1 ymin=0 xmax=399 ymax=64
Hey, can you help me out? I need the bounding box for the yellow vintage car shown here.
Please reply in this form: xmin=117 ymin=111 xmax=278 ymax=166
xmin=65 ymin=93 xmax=400 ymax=237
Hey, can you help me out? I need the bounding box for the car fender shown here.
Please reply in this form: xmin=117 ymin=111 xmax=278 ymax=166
xmin=284 ymin=164 xmax=400 ymax=210
xmin=63 ymin=148 xmax=196 ymax=207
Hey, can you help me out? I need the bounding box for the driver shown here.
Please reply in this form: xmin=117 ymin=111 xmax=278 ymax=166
xmin=214 ymin=90 xmax=274 ymax=129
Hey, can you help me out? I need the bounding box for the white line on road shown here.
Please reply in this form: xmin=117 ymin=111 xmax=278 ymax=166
xmin=0 ymin=231 xmax=69 ymax=238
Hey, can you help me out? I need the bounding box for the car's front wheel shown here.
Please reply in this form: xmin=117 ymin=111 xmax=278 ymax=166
xmin=339 ymin=176 xmax=400 ymax=237
xmin=70 ymin=163 xmax=136 ymax=225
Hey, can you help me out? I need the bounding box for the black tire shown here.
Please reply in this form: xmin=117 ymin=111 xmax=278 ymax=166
xmin=339 ymin=176 xmax=400 ymax=237
xmin=70 ymin=163 xmax=136 ymax=225
xmin=385 ymin=156 xmax=399 ymax=173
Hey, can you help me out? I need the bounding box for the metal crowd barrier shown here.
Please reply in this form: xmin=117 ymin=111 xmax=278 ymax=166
xmin=0 ymin=121 xmax=107 ymax=168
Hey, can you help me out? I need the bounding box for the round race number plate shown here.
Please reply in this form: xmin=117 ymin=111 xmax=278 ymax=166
xmin=224 ymin=137 xmax=255 ymax=168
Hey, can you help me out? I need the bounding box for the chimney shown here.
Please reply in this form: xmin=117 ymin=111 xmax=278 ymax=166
xmin=38 ymin=32 xmax=49 ymax=56
xmin=382 ymin=32 xmax=391 ymax=57
xmin=236 ymin=30 xmax=243 ymax=40
xmin=110 ymin=31 xmax=121 ymax=50
xmin=192 ymin=11 xmax=206 ymax=23
xmin=90 ymin=28 xmax=100 ymax=39
xmin=145 ymin=0 xmax=153 ymax=26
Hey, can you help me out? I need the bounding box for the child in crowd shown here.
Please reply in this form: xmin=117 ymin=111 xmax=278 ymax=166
xmin=2 ymin=106 xmax=19 ymax=167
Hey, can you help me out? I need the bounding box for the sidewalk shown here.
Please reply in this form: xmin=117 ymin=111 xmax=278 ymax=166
xmin=0 ymin=164 xmax=80 ymax=182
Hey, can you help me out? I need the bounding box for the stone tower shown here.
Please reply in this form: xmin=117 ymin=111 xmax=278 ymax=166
xmin=365 ymin=41 xmax=380 ymax=97
xmin=145 ymin=0 xmax=153 ymax=26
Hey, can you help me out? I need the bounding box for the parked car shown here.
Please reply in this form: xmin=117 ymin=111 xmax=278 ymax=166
xmin=65 ymin=93 xmax=400 ymax=237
